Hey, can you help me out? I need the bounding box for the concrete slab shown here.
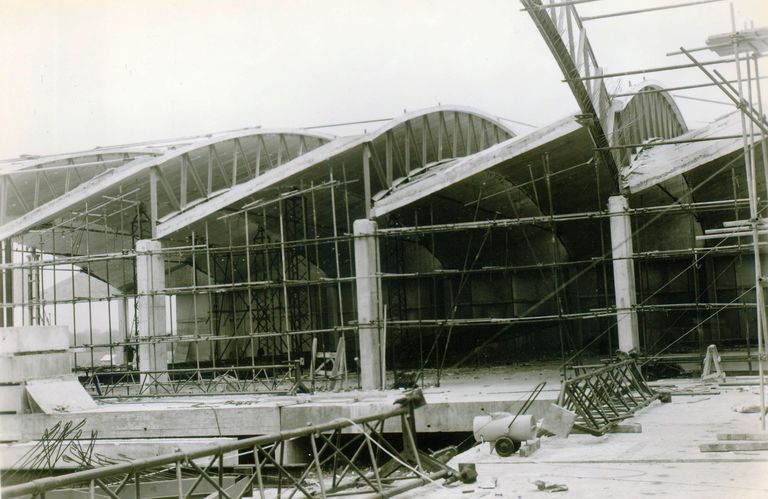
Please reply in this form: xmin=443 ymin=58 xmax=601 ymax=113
xmin=13 ymin=364 xmax=565 ymax=440
xmin=0 ymin=415 xmax=22 ymax=442
xmin=0 ymin=385 xmax=27 ymax=414
xmin=26 ymin=377 xmax=97 ymax=413
xmin=625 ymin=111 xmax=742 ymax=193
xmin=405 ymin=382 xmax=768 ymax=499
xmin=0 ymin=352 xmax=71 ymax=383
xmin=15 ymin=402 xmax=285 ymax=440
xmin=0 ymin=326 xmax=69 ymax=355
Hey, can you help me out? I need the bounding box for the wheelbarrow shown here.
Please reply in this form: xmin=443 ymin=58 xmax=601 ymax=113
xmin=472 ymin=381 xmax=546 ymax=456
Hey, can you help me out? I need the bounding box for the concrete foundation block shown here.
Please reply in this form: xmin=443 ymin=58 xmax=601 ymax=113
xmin=0 ymin=326 xmax=69 ymax=354
xmin=0 ymin=415 xmax=22 ymax=442
xmin=0 ymin=385 xmax=27 ymax=414
xmin=0 ymin=352 xmax=72 ymax=383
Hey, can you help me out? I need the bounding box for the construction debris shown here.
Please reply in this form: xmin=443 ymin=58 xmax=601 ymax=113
xmin=539 ymin=403 xmax=577 ymax=437
xmin=732 ymin=404 xmax=762 ymax=413
xmin=717 ymin=433 xmax=768 ymax=441
xmin=518 ymin=438 xmax=541 ymax=457
xmin=478 ymin=476 xmax=498 ymax=489
xmin=457 ymin=463 xmax=478 ymax=484
xmin=534 ymin=480 xmax=569 ymax=493
xmin=700 ymin=441 xmax=768 ymax=452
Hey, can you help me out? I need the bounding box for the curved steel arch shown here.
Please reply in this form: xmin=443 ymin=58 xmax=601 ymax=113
xmin=613 ymin=82 xmax=688 ymax=133
xmin=611 ymin=81 xmax=689 ymax=168
xmin=370 ymin=104 xmax=515 ymax=136
xmin=521 ymin=0 xmax=619 ymax=189
xmin=0 ymin=149 xmax=161 ymax=225
xmin=611 ymin=82 xmax=702 ymax=255
xmin=0 ymin=128 xmax=334 ymax=240
xmin=156 ymin=106 xmax=514 ymax=237
xmin=363 ymin=105 xmax=514 ymax=198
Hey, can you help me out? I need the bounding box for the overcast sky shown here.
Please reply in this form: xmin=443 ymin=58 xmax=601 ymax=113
xmin=1 ymin=0 xmax=766 ymax=160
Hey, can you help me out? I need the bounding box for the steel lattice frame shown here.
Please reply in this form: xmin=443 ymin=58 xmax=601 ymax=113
xmin=2 ymin=390 xmax=445 ymax=499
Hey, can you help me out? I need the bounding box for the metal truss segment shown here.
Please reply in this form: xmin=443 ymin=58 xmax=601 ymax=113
xmin=559 ymin=359 xmax=659 ymax=435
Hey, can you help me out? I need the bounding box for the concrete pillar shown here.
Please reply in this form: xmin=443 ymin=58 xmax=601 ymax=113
xmin=135 ymin=239 xmax=168 ymax=386
xmin=11 ymin=246 xmax=27 ymax=326
xmin=608 ymin=196 xmax=640 ymax=353
xmin=1 ymin=240 xmax=12 ymax=327
xmin=353 ymin=219 xmax=384 ymax=390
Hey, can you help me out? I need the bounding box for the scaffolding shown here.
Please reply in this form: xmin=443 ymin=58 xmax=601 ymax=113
xmin=0 ymin=1 xmax=765 ymax=406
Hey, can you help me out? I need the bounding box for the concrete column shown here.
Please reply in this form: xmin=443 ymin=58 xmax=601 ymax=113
xmin=135 ymin=239 xmax=168 ymax=386
xmin=1 ymin=240 xmax=12 ymax=327
xmin=11 ymin=252 xmax=28 ymax=326
xmin=353 ymin=219 xmax=384 ymax=390
xmin=608 ymin=196 xmax=640 ymax=353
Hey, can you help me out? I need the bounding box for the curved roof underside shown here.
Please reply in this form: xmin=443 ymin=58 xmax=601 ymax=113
xmin=0 ymin=128 xmax=334 ymax=240
xmin=0 ymin=93 xmax=747 ymax=264
xmin=0 ymin=106 xmax=513 ymax=243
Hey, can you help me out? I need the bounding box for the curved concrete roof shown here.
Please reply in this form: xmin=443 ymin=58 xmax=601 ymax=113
xmin=611 ymin=80 xmax=688 ymax=135
xmin=155 ymin=105 xmax=514 ymax=237
xmin=0 ymin=128 xmax=335 ymax=240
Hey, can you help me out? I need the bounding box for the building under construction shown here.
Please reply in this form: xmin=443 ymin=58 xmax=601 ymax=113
xmin=1 ymin=1 xmax=766 ymax=498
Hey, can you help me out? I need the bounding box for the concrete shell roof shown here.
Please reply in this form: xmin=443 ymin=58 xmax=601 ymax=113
xmin=611 ymin=80 xmax=688 ymax=134
xmin=0 ymin=106 xmax=513 ymax=243
xmin=0 ymin=127 xmax=335 ymax=240
xmin=623 ymin=111 xmax=742 ymax=193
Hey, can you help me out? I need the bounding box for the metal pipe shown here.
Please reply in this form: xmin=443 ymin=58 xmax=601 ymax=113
xmin=595 ymin=134 xmax=762 ymax=150
xmin=611 ymin=77 xmax=768 ymax=97
xmin=378 ymin=198 xmax=752 ymax=235
xmin=565 ymin=57 xmax=737 ymax=82
xmin=519 ymin=0 xmax=601 ymax=10
xmin=581 ymin=0 xmax=723 ymax=22
xmin=678 ymin=48 xmax=768 ymax=136
xmin=728 ymin=4 xmax=766 ymax=430
xmin=671 ymin=94 xmax=733 ymax=106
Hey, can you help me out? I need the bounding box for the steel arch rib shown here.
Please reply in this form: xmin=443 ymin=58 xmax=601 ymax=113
xmin=0 ymin=128 xmax=334 ymax=241
xmin=155 ymin=106 xmax=514 ymax=238
xmin=521 ymin=0 xmax=619 ymax=189
xmin=612 ymin=81 xmax=688 ymax=134
xmin=0 ymin=149 xmax=163 ymax=175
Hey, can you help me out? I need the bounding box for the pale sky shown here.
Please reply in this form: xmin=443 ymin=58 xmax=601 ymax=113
xmin=1 ymin=0 xmax=766 ymax=160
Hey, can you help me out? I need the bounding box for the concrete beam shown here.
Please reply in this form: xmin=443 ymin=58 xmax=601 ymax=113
xmin=353 ymin=219 xmax=384 ymax=390
xmin=608 ymin=196 xmax=640 ymax=353
xmin=135 ymin=240 xmax=168 ymax=386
